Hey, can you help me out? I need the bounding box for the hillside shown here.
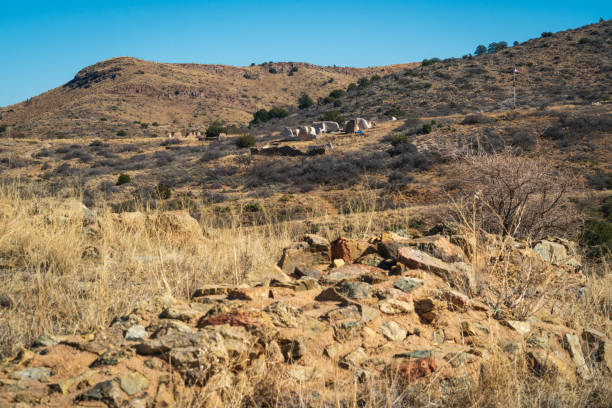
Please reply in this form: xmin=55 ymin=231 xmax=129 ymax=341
xmin=253 ymin=20 xmax=612 ymax=132
xmin=0 ymin=58 xmax=412 ymax=139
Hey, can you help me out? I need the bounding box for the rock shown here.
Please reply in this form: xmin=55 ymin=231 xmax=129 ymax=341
xmin=440 ymin=373 xmax=475 ymax=395
xmin=581 ymin=328 xmax=612 ymax=373
xmin=527 ymin=350 xmax=576 ymax=383
xmin=526 ymin=333 xmax=550 ymax=349
xmin=503 ymin=320 xmax=531 ymax=336
xmin=414 ymin=236 xmax=467 ymax=263
xmin=77 ymin=380 xmax=124 ymax=408
xmin=32 ymin=333 xmax=61 ymax=348
xmin=339 ymin=281 xmax=373 ymax=299
xmin=245 ymin=264 xmax=292 ymax=284
xmin=160 ymin=307 xmax=201 ymax=322
xmin=356 ymin=253 xmax=388 ymax=269
xmin=118 ymin=372 xmax=150 ymax=396
xmin=395 ymin=350 xmax=435 ymax=359
xmin=378 ymin=299 xmax=414 ymax=315
xmin=322 ymin=264 xmax=386 ymax=284
xmin=324 ymin=343 xmax=343 ymax=360
xmin=381 ymin=321 xmax=407 ymax=342
xmin=396 ymin=357 xmax=437 ymax=381
xmin=193 ymin=284 xmax=248 ymax=297
xmin=11 ymin=367 xmax=52 ymax=382
xmin=439 ymin=289 xmax=469 ymax=311
xmin=278 ymin=235 xmax=330 ymax=273
xmin=398 ymin=247 xmax=472 ymax=287
xmin=533 ymin=240 xmax=567 ymax=266
xmin=49 ymin=370 xmax=94 ymax=394
xmin=227 ymin=286 xmax=270 ymax=301
xmin=264 ymin=302 xmax=303 ymax=328
xmin=333 ymin=258 xmax=345 ymax=268
xmin=377 ymin=241 xmax=399 ymax=260
xmin=324 ymin=305 xmax=361 ymax=322
xmin=393 ymin=277 xmax=424 ymax=294
xmin=499 ymin=339 xmax=523 ymax=360
xmin=315 ymin=287 xmax=348 ymax=302
xmin=460 ymin=321 xmax=476 ymax=337
xmin=294 ymin=265 xmax=322 ymax=279
xmin=334 ymin=321 xmax=365 ymax=342
xmin=564 ymin=333 xmax=591 ymax=380
xmin=431 ymin=329 xmax=445 ymax=345
xmin=292 ymin=277 xmax=321 ymax=291
xmin=414 ymin=298 xmax=446 ymax=323
xmin=287 ymin=365 xmax=316 ymax=382
xmin=444 ymin=352 xmax=477 ymax=368
xmin=197 ymin=311 xmax=259 ymax=328
xmin=339 ymin=347 xmax=368 ymax=369
xmin=125 ymin=325 xmax=147 ymax=341
xmin=151 ymin=319 xmax=196 ymax=338
xmin=90 ymin=348 xmax=134 ymax=367
xmin=278 ymin=338 xmax=309 ymax=362
xmin=331 ymin=237 xmax=371 ymax=263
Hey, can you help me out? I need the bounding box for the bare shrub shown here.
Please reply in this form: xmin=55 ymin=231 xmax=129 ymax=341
xmin=456 ymin=151 xmax=575 ymax=238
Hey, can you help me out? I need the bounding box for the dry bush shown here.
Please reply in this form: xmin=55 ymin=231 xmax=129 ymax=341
xmin=456 ymin=151 xmax=575 ymax=239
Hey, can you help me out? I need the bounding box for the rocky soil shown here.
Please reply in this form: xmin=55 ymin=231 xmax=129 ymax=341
xmin=1 ymin=226 xmax=610 ymax=407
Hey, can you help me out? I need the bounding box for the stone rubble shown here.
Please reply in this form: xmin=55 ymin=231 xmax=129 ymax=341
xmin=0 ymin=229 xmax=607 ymax=407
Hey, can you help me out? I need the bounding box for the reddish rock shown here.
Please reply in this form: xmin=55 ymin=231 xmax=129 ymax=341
xmin=197 ymin=311 xmax=257 ymax=328
xmin=331 ymin=237 xmax=372 ymax=263
xmin=397 ymin=357 xmax=437 ymax=381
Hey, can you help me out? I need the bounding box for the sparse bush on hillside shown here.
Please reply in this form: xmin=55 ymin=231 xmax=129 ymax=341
xmin=250 ymin=107 xmax=289 ymax=124
xmin=116 ymin=130 xmax=127 ymax=136
xmin=457 ymin=152 xmax=573 ymax=238
xmin=0 ymin=125 xmax=6 ymax=133
xmin=461 ymin=113 xmax=493 ymax=125
xmin=116 ymin=173 xmax=131 ymax=185
xmin=474 ymin=45 xmax=487 ymax=56
xmin=321 ymin=110 xmax=344 ymax=124
xmin=154 ymin=183 xmax=172 ymax=200
xmin=421 ymin=57 xmax=441 ymax=66
xmin=358 ymin=77 xmax=370 ymax=88
xmin=390 ymin=134 xmax=409 ymax=146
xmin=384 ymin=106 xmax=406 ymax=117
xmin=541 ymin=32 xmax=553 ymax=38
xmin=205 ymin=120 xmax=227 ymax=138
xmin=160 ymin=138 xmax=182 ymax=146
xmin=329 ymin=89 xmax=345 ymax=99
xmin=140 ymin=123 xmax=148 ymax=129
xmin=487 ymin=41 xmax=508 ymax=53
xmin=236 ymin=134 xmax=256 ymax=148
xmin=298 ymin=93 xmax=314 ymax=109
xmin=421 ymin=123 xmax=433 ymax=134
xmin=347 ymin=83 xmax=357 ymax=91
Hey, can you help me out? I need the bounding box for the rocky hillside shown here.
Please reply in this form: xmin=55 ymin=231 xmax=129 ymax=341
xmin=0 ymin=58 xmax=411 ymax=139
xmin=1 ymin=224 xmax=610 ymax=407
xmin=254 ymin=20 xmax=612 ymax=132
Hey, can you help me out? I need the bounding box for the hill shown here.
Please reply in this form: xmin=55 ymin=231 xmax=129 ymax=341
xmin=252 ymin=20 xmax=612 ymax=132
xmin=0 ymin=58 xmax=412 ymax=139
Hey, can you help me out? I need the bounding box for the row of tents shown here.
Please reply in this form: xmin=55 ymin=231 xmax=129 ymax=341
xmin=282 ymin=118 xmax=375 ymax=141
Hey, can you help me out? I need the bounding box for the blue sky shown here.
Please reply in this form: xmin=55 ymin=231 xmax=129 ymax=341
xmin=1 ymin=1 xmax=609 ymax=107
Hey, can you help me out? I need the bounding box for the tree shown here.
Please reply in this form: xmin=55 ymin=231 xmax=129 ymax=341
xmin=205 ymin=120 xmax=226 ymax=138
xmin=474 ymin=45 xmax=487 ymax=56
xmin=298 ymin=93 xmax=314 ymax=109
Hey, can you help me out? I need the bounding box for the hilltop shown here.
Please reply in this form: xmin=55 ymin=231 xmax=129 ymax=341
xmin=0 ymin=57 xmax=412 ymax=139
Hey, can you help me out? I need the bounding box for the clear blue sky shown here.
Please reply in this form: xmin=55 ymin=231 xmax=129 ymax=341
xmin=1 ymin=1 xmax=609 ymax=107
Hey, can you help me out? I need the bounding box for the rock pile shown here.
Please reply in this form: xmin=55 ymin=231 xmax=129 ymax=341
xmin=0 ymin=230 xmax=609 ymax=406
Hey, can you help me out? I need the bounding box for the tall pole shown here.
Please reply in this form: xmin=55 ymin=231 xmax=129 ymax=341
xmin=513 ymin=68 xmax=517 ymax=109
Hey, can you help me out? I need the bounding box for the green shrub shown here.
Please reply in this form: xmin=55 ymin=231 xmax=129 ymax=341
xmin=474 ymin=45 xmax=487 ymax=56
xmin=347 ymin=83 xmax=357 ymax=91
xmin=403 ymin=69 xmax=415 ymax=76
xmin=99 ymin=118 xmax=107 ymax=121
xmin=140 ymin=123 xmax=148 ymax=129
xmin=298 ymin=93 xmax=314 ymax=109
xmin=384 ymin=106 xmax=405 ymax=117
xmin=370 ymin=75 xmax=381 ymax=81
xmin=243 ymin=202 xmax=262 ymax=212
xmin=603 ymin=196 xmax=612 ymax=221
xmin=152 ymin=122 xmax=159 ymax=126
xmin=236 ymin=134 xmax=256 ymax=148
xmin=579 ymin=37 xmax=590 ymax=44
xmin=0 ymin=125 xmax=6 ymax=133
xmin=251 ymin=107 xmax=289 ymax=124
xmin=116 ymin=174 xmax=131 ymax=185
xmin=321 ymin=110 xmax=344 ymax=124
xmin=206 ymin=120 xmax=227 ymax=138
xmin=358 ymin=77 xmax=370 ymax=87
xmin=541 ymin=32 xmax=553 ymax=38
xmin=391 ymin=134 xmax=409 ymax=146
xmin=422 ymin=58 xmax=441 ymax=66
xmin=154 ymin=183 xmax=172 ymax=200
xmin=329 ymin=89 xmax=345 ymax=99
xmin=487 ymin=41 xmax=508 ymax=53
xmin=333 ymin=99 xmax=342 ymax=107
xmin=116 ymin=130 xmax=127 ymax=136
xmin=581 ymin=219 xmax=612 ymax=258
xmin=422 ymin=123 xmax=433 ymax=134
